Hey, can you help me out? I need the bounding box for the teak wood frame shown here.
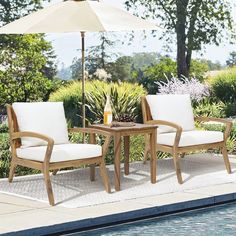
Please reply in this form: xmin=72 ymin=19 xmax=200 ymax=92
xmin=141 ymin=96 xmax=232 ymax=184
xmin=7 ymin=105 xmax=111 ymax=206
xmin=90 ymin=124 xmax=157 ymax=191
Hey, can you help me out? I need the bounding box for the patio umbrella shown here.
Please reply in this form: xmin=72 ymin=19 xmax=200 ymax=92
xmin=0 ymin=0 xmax=159 ymax=127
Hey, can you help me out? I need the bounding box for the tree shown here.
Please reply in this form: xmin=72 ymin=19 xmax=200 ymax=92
xmin=226 ymin=51 xmax=236 ymax=67
xmin=141 ymin=56 xmax=177 ymax=93
xmin=71 ymin=33 xmax=117 ymax=80
xmin=131 ymin=52 xmax=159 ymax=69
xmin=0 ymin=35 xmax=56 ymax=104
xmin=198 ymin=59 xmax=222 ymax=71
xmin=57 ymin=63 xmax=72 ymax=80
xmin=0 ymin=1 xmax=43 ymax=26
xmin=71 ymin=57 xmax=82 ymax=81
xmin=107 ymin=56 xmax=133 ymax=82
xmin=87 ymin=33 xmax=116 ymax=74
xmin=190 ymin=59 xmax=208 ymax=80
xmin=0 ymin=0 xmax=58 ymax=106
xmin=125 ymin=0 xmax=234 ymax=78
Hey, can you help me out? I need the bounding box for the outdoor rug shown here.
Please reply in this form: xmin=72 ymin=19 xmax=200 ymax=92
xmin=0 ymin=153 xmax=236 ymax=208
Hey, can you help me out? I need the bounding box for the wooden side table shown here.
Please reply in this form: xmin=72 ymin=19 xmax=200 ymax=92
xmin=90 ymin=123 xmax=157 ymax=191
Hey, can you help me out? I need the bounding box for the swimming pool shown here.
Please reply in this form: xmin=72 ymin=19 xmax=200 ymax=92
xmin=70 ymin=203 xmax=236 ymax=235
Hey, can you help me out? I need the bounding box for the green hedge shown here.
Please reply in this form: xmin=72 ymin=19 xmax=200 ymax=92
xmin=211 ymin=67 xmax=236 ymax=116
xmin=212 ymin=67 xmax=236 ymax=104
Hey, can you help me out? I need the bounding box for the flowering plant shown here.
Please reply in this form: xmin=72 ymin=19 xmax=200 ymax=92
xmin=93 ymin=68 xmax=111 ymax=81
xmin=155 ymin=76 xmax=210 ymax=102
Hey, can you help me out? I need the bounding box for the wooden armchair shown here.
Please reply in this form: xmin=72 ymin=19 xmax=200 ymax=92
xmin=141 ymin=94 xmax=232 ymax=184
xmin=7 ymin=102 xmax=111 ymax=206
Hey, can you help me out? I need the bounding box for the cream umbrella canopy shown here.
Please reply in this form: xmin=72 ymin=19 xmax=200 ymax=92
xmin=0 ymin=0 xmax=159 ymax=127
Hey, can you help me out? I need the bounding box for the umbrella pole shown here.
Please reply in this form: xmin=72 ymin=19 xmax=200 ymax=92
xmin=81 ymin=31 xmax=86 ymax=129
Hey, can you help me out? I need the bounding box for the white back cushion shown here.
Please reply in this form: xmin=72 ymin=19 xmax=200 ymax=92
xmin=146 ymin=94 xmax=195 ymax=133
xmin=12 ymin=102 xmax=69 ymax=147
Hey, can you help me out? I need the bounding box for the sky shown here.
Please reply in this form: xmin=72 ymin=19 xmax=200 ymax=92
xmin=44 ymin=0 xmax=236 ymax=68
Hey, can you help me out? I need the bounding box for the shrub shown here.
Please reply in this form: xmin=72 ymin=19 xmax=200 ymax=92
xmin=0 ymin=123 xmax=8 ymax=133
xmin=156 ymin=76 xmax=210 ymax=103
xmin=140 ymin=57 xmax=209 ymax=94
xmin=200 ymin=122 xmax=236 ymax=153
xmin=141 ymin=57 xmax=177 ymax=94
xmin=190 ymin=59 xmax=209 ymax=81
xmin=211 ymin=67 xmax=236 ymax=104
xmin=50 ymin=80 xmax=147 ymax=126
xmin=193 ymin=99 xmax=226 ymax=118
xmin=224 ymin=102 xmax=236 ymax=117
xmin=210 ymin=67 xmax=236 ymax=117
xmin=0 ymin=133 xmax=40 ymax=178
xmin=0 ymin=133 xmax=10 ymax=178
xmin=49 ymin=81 xmax=82 ymax=126
xmin=86 ymin=81 xmax=146 ymax=123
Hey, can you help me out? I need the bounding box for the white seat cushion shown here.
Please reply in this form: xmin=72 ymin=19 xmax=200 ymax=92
xmin=16 ymin=143 xmax=102 ymax=163
xmin=12 ymin=102 xmax=69 ymax=147
xmin=146 ymin=94 xmax=195 ymax=133
xmin=157 ymin=130 xmax=224 ymax=147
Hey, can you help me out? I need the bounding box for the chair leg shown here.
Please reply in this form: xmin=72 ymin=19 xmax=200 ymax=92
xmin=52 ymin=169 xmax=59 ymax=176
xmin=173 ymin=152 xmax=183 ymax=184
xmin=8 ymin=162 xmax=16 ymax=183
xmin=180 ymin=153 xmax=185 ymax=158
xmin=99 ymin=159 xmax=111 ymax=193
xmin=43 ymin=167 xmax=55 ymax=206
xmin=222 ymin=144 xmax=232 ymax=174
xmin=90 ymin=164 xmax=96 ymax=182
xmin=143 ymin=134 xmax=150 ymax=164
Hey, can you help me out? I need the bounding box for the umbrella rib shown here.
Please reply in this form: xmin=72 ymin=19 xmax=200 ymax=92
xmin=86 ymin=1 xmax=107 ymax=32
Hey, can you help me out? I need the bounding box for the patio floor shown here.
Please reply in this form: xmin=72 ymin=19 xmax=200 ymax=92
xmin=1 ymin=153 xmax=236 ymax=235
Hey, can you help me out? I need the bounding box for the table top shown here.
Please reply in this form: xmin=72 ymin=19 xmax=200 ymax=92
xmin=90 ymin=123 xmax=157 ymax=133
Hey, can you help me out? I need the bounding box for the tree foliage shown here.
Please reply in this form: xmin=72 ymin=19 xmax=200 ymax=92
xmin=125 ymin=0 xmax=234 ymax=77
xmin=226 ymin=51 xmax=236 ymax=67
xmin=190 ymin=59 xmax=209 ymax=80
xmin=131 ymin=52 xmax=159 ymax=69
xmin=198 ymin=59 xmax=222 ymax=71
xmin=140 ymin=56 xmax=177 ymax=93
xmin=107 ymin=56 xmax=133 ymax=82
xmin=0 ymin=0 xmax=43 ymax=26
xmin=0 ymin=35 xmax=57 ymax=105
xmin=71 ymin=33 xmax=116 ymax=80
xmin=0 ymin=0 xmax=57 ymax=107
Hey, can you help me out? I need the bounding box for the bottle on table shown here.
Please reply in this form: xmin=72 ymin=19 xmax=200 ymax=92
xmin=103 ymin=95 xmax=112 ymax=125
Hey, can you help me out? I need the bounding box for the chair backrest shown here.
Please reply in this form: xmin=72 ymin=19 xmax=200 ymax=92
xmin=141 ymin=96 xmax=153 ymax=123
xmin=143 ymin=94 xmax=195 ymax=133
xmin=9 ymin=102 xmax=69 ymax=148
xmin=7 ymin=105 xmax=21 ymax=149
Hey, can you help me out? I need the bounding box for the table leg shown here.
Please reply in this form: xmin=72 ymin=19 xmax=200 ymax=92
xmin=143 ymin=134 xmax=150 ymax=164
xmin=114 ymin=133 xmax=121 ymax=191
xmin=124 ymin=136 xmax=130 ymax=175
xmin=150 ymin=130 xmax=157 ymax=183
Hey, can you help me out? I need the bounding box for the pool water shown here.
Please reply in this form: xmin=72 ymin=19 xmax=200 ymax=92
xmin=71 ymin=203 xmax=236 ymax=236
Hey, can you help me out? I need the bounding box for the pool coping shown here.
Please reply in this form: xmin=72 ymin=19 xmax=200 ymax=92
xmin=3 ymin=190 xmax=236 ymax=236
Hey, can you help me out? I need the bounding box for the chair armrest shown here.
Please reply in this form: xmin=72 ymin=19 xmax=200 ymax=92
xmin=146 ymin=120 xmax=182 ymax=132
xmin=12 ymin=131 xmax=54 ymax=163
xmin=195 ymin=117 xmax=233 ymax=139
xmin=69 ymin=128 xmax=111 ymax=157
xmin=146 ymin=120 xmax=182 ymax=149
xmin=195 ymin=116 xmax=232 ymax=125
xmin=12 ymin=131 xmax=54 ymax=144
